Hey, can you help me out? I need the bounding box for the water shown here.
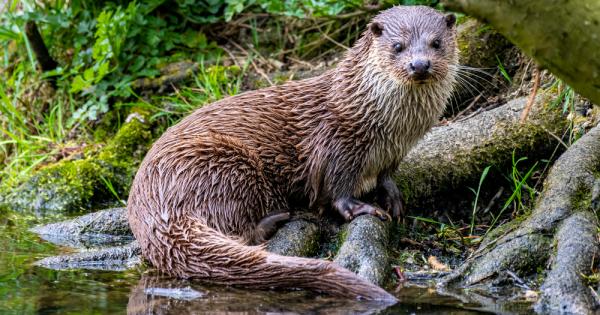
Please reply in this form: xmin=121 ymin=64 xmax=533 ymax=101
xmin=0 ymin=213 xmax=530 ymax=314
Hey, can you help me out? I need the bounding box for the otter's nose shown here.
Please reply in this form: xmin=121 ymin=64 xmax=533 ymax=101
xmin=409 ymin=60 xmax=431 ymax=76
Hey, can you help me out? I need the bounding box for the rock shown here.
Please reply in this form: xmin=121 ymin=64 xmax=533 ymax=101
xmin=266 ymin=219 xmax=320 ymax=257
xmin=33 ymin=241 xmax=141 ymax=271
xmin=30 ymin=207 xmax=132 ymax=248
xmin=334 ymin=215 xmax=390 ymax=286
xmin=144 ymin=287 xmax=205 ymax=301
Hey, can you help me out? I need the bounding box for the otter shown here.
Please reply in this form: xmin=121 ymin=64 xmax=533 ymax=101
xmin=128 ymin=5 xmax=458 ymax=301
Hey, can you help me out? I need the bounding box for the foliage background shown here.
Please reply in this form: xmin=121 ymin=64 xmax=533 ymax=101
xmin=1 ymin=0 xmax=439 ymax=186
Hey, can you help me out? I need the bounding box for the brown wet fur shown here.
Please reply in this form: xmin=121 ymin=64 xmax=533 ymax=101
xmin=128 ymin=5 xmax=458 ymax=301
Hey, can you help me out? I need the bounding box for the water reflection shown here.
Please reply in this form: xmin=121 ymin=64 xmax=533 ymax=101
xmin=127 ymin=273 xmax=395 ymax=315
xmin=126 ymin=273 xmax=536 ymax=314
xmin=0 ymin=211 xmax=531 ymax=314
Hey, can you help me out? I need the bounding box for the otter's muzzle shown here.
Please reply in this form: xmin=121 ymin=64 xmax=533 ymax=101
xmin=407 ymin=59 xmax=432 ymax=82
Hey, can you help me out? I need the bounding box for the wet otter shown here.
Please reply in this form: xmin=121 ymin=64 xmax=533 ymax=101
xmin=128 ymin=5 xmax=458 ymax=301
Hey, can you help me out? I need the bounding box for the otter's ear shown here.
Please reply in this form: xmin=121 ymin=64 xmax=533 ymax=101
xmin=445 ymin=14 xmax=456 ymax=28
xmin=370 ymin=22 xmax=383 ymax=37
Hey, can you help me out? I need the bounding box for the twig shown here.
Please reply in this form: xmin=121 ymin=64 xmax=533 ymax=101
xmin=24 ymin=21 xmax=58 ymax=86
xmin=520 ymin=67 xmax=541 ymax=123
xmin=220 ymin=45 xmax=244 ymax=69
xmin=542 ymin=126 xmax=570 ymax=150
xmin=450 ymin=93 xmax=482 ymax=122
xmin=275 ymin=19 xmax=354 ymax=58
xmin=483 ymin=186 xmax=504 ymax=214
xmin=506 ymin=270 xmax=531 ymax=290
xmin=314 ymin=19 xmax=350 ymax=51
xmin=286 ymin=56 xmax=315 ymax=70
xmin=454 ymin=101 xmax=503 ymax=123
xmin=333 ymin=5 xmax=382 ymax=19
xmin=227 ymin=40 xmax=273 ymax=85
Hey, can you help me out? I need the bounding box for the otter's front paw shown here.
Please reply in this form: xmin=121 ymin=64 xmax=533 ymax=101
xmin=376 ymin=177 xmax=404 ymax=219
xmin=333 ymin=197 xmax=391 ymax=221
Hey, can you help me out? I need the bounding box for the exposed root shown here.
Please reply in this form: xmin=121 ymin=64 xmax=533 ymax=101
xmin=535 ymin=211 xmax=600 ymax=313
xmin=397 ymin=94 xmax=567 ymax=211
xmin=334 ymin=215 xmax=391 ymax=286
xmin=439 ymin=124 xmax=600 ymax=313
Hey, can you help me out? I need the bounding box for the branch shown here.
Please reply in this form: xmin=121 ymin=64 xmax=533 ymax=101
xmin=24 ymin=21 xmax=58 ymax=76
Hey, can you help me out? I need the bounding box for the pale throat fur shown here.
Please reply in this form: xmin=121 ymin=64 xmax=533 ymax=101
xmin=319 ymin=28 xmax=457 ymax=197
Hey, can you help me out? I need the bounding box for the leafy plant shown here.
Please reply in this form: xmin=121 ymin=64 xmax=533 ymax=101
xmin=0 ymin=0 xmax=442 ymax=186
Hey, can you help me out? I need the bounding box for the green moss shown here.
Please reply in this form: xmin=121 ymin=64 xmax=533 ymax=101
xmin=481 ymin=218 xmax=521 ymax=245
xmin=328 ymin=224 xmax=349 ymax=255
xmin=206 ymin=65 xmax=241 ymax=82
xmin=98 ymin=116 xmax=151 ymax=163
xmin=272 ymin=73 xmax=293 ymax=85
xmin=457 ymin=18 xmax=514 ymax=69
xmin=396 ymin=176 xmax=413 ymax=205
xmin=0 ymin=114 xmax=151 ymax=216
xmin=0 ymin=159 xmax=105 ymax=214
xmin=93 ymin=110 xmax=119 ymax=142
xmin=571 ymin=184 xmax=593 ymax=216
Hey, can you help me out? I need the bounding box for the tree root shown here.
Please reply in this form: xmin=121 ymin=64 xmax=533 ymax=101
xmin=439 ymin=124 xmax=600 ymax=314
xmin=536 ymin=211 xmax=600 ymax=313
xmin=334 ymin=215 xmax=391 ymax=286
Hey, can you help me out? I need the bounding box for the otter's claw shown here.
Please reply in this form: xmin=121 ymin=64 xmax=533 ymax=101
xmin=334 ymin=197 xmax=390 ymax=221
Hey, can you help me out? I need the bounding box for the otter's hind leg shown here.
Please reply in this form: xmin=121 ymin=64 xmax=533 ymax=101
xmin=252 ymin=212 xmax=291 ymax=244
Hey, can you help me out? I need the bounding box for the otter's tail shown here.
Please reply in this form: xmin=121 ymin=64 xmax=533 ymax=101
xmin=142 ymin=217 xmax=397 ymax=302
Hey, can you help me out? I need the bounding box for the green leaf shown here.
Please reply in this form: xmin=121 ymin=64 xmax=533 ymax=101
xmin=70 ymin=75 xmax=90 ymax=93
xmin=83 ymin=67 xmax=95 ymax=81
xmin=95 ymin=62 xmax=110 ymax=82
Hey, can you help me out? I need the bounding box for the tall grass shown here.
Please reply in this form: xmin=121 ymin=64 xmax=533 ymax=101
xmin=468 ymin=165 xmax=491 ymax=236
xmin=485 ymin=151 xmax=538 ymax=237
xmin=124 ymin=56 xmax=250 ymax=133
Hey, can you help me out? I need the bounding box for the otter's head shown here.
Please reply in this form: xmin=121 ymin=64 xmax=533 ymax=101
xmin=368 ymin=6 xmax=458 ymax=85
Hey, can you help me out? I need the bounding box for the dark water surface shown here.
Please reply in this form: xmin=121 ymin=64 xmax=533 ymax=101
xmin=0 ymin=214 xmax=531 ymax=314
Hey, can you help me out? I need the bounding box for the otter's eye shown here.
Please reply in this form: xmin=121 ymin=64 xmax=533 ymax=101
xmin=393 ymin=43 xmax=404 ymax=53
xmin=431 ymin=39 xmax=442 ymax=49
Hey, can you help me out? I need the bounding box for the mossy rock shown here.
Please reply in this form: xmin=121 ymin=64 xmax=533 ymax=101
xmin=457 ymin=18 xmax=515 ymax=70
xmin=0 ymin=116 xmax=151 ymax=216
xmin=266 ymin=219 xmax=320 ymax=257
